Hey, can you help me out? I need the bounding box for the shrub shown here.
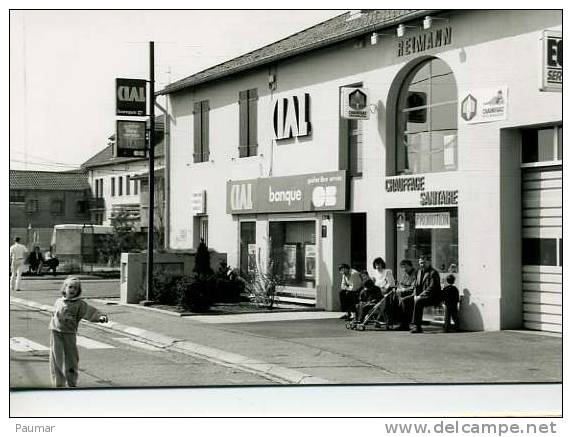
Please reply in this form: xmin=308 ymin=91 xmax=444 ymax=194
xmin=149 ymin=271 xmax=183 ymax=305
xmin=212 ymin=261 xmax=245 ymax=303
xmin=175 ymin=275 xmax=213 ymax=312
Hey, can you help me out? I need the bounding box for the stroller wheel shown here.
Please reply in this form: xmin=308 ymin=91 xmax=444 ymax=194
xmin=345 ymin=322 xmax=352 ymax=329
xmin=356 ymin=324 xmax=365 ymax=331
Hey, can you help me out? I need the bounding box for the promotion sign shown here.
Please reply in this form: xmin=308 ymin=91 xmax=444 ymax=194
xmin=116 ymin=120 xmax=147 ymax=157
xmin=340 ymin=87 xmax=370 ymax=120
xmin=540 ymin=30 xmax=562 ymax=92
xmin=460 ymin=86 xmax=508 ymax=124
xmin=415 ymin=212 xmax=450 ymax=229
xmin=227 ymin=170 xmax=347 ymax=214
xmin=116 ymin=78 xmax=147 ymax=116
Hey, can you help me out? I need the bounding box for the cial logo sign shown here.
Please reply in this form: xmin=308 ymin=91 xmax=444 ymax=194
xmin=273 ymin=93 xmax=311 ymax=140
xmin=116 ymin=78 xmax=147 ymax=116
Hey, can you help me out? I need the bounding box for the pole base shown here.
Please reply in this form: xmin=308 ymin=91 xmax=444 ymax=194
xmin=139 ymin=300 xmax=156 ymax=307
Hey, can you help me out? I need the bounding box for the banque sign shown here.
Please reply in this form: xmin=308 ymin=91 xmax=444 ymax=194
xmin=227 ymin=171 xmax=347 ymax=214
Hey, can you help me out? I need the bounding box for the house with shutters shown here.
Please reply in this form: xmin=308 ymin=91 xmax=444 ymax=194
xmin=160 ymin=10 xmax=562 ymax=332
xmin=81 ymin=116 xmax=166 ymax=242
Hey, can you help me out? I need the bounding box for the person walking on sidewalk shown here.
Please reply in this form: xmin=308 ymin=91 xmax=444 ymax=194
xmin=49 ymin=276 xmax=108 ymax=388
xmin=10 ymin=237 xmax=28 ymax=291
xmin=410 ymin=255 xmax=442 ymax=334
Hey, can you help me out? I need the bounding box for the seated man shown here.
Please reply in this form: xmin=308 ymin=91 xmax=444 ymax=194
xmin=355 ymin=279 xmax=382 ymax=323
xmin=44 ymin=247 xmax=60 ymax=276
xmin=27 ymin=246 xmax=44 ymax=275
xmin=338 ymin=263 xmax=363 ymax=320
xmin=410 ymin=255 xmax=442 ymax=333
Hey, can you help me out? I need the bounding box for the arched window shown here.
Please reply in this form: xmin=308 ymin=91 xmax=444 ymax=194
xmin=396 ymin=58 xmax=457 ymax=174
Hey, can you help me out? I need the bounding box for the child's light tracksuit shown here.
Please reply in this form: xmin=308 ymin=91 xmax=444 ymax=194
xmin=49 ymin=297 xmax=104 ymax=387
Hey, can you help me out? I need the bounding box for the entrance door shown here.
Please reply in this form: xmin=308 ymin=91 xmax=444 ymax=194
xmin=521 ymin=126 xmax=562 ymax=333
xmin=350 ymin=213 xmax=367 ymax=272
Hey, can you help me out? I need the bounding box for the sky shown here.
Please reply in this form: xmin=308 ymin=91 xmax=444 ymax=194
xmin=9 ymin=10 xmax=345 ymax=172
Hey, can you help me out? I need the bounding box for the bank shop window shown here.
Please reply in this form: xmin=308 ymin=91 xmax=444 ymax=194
xmin=240 ymin=222 xmax=256 ymax=274
xmin=395 ymin=209 xmax=458 ymax=276
xmin=269 ymin=221 xmax=316 ymax=287
xmin=396 ymin=58 xmax=458 ymax=175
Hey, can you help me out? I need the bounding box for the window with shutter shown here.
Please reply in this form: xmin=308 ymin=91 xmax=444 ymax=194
xmin=238 ymin=88 xmax=258 ymax=157
xmin=193 ymin=100 xmax=210 ymax=163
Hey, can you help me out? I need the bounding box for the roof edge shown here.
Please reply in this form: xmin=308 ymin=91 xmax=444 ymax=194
xmin=158 ymin=9 xmax=437 ymax=96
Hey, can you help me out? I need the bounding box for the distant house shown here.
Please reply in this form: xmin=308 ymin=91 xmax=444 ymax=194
xmin=9 ymin=169 xmax=92 ymax=250
xmin=81 ymin=116 xmax=165 ymax=241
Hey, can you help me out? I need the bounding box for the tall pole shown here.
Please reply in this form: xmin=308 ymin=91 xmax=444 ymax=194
xmin=146 ymin=41 xmax=155 ymax=301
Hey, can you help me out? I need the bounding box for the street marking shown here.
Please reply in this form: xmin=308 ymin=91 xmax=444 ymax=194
xmin=76 ymin=336 xmax=115 ymax=349
xmin=10 ymin=337 xmax=49 ymax=352
xmin=112 ymin=337 xmax=164 ymax=352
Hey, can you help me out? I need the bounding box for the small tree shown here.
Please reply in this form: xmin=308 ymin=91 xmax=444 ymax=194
xmin=97 ymin=211 xmax=141 ymax=266
xmin=193 ymin=239 xmax=213 ymax=278
xmin=242 ymin=236 xmax=285 ymax=309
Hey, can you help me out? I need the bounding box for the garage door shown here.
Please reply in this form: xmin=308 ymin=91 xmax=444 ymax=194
xmin=522 ymin=166 xmax=562 ymax=333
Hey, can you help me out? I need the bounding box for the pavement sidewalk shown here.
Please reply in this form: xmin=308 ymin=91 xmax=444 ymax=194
xmin=10 ymin=279 xmax=563 ymax=385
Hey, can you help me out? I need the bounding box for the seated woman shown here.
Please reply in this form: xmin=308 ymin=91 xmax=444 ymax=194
xmin=355 ymin=279 xmax=382 ymax=324
xmin=370 ymin=257 xmax=399 ymax=326
xmin=27 ymin=246 xmax=44 ymax=275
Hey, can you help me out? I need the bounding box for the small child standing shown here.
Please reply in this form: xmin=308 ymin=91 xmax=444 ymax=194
xmin=49 ymin=276 xmax=108 ymax=388
xmin=442 ymin=274 xmax=460 ymax=332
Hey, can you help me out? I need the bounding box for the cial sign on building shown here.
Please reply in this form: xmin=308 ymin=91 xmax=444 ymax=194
xmin=273 ymin=93 xmax=311 ymax=140
xmin=116 ymin=78 xmax=147 ymax=116
xmin=540 ymin=30 xmax=562 ymax=92
xmin=340 ymin=87 xmax=370 ymax=120
xmin=227 ymin=171 xmax=347 ymax=214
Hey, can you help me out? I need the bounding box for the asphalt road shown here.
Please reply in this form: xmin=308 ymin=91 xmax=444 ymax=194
xmin=10 ymin=302 xmax=275 ymax=389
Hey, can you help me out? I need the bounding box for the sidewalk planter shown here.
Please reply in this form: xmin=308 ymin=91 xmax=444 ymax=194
xmin=120 ymin=250 xmax=226 ymax=304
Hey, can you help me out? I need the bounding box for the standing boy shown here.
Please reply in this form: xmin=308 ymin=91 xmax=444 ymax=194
xmin=442 ymin=274 xmax=460 ymax=332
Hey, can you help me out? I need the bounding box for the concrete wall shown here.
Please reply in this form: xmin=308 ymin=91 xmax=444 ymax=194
xmin=167 ymin=10 xmax=562 ymax=329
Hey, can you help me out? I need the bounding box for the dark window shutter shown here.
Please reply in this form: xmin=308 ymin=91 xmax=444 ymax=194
xmin=201 ymin=100 xmax=210 ymax=161
xmin=248 ymin=89 xmax=258 ymax=155
xmin=239 ymin=90 xmax=248 ymax=157
xmin=193 ymin=101 xmax=202 ymax=162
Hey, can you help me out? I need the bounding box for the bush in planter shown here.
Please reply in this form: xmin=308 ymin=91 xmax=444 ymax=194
xmin=212 ymin=261 xmax=245 ymax=303
xmin=175 ymin=275 xmax=213 ymax=312
xmin=149 ymin=271 xmax=182 ymax=305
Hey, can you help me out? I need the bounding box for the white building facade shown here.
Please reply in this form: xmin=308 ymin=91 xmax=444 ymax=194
xmin=162 ymin=10 xmax=562 ymax=332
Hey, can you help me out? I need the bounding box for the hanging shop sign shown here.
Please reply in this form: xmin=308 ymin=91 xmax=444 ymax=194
xmin=340 ymin=87 xmax=370 ymax=120
xmin=460 ymin=86 xmax=508 ymax=124
xmin=191 ymin=190 xmax=206 ymax=215
xmin=415 ymin=212 xmax=451 ymax=229
xmin=385 ymin=175 xmax=458 ymax=207
xmin=115 ymin=120 xmax=147 ymax=158
xmin=116 ymin=78 xmax=147 ymax=116
xmin=273 ymin=93 xmax=311 ymax=140
xmin=540 ymin=30 xmax=562 ymax=92
xmin=397 ymin=27 xmax=452 ymax=57
xmin=227 ymin=170 xmax=347 ymax=214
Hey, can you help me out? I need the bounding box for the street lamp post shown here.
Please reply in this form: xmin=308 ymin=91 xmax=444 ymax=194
xmin=146 ymin=41 xmax=155 ymax=302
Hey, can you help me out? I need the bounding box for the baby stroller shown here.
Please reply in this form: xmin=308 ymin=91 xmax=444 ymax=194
xmin=346 ymin=287 xmax=397 ymax=331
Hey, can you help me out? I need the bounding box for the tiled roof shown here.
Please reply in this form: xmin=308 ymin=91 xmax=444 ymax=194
xmin=82 ymin=116 xmax=165 ymax=169
xmin=159 ymin=9 xmax=434 ymax=95
xmin=10 ymin=170 xmax=89 ymax=191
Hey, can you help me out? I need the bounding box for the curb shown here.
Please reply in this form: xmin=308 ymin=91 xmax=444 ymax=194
xmin=10 ymin=296 xmax=330 ymax=386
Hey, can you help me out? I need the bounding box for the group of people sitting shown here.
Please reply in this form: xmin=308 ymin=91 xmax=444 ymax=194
xmin=338 ymin=255 xmax=460 ymax=333
xmin=27 ymin=246 xmax=60 ymax=276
